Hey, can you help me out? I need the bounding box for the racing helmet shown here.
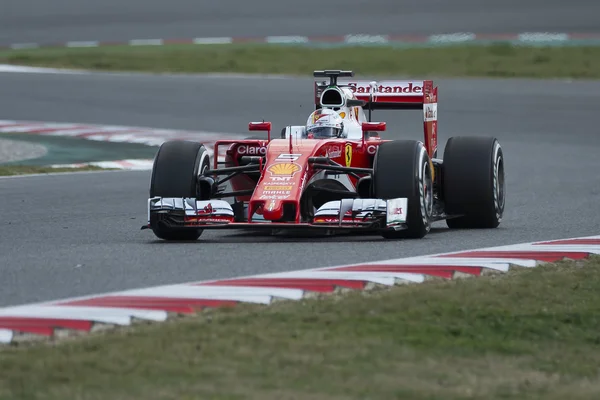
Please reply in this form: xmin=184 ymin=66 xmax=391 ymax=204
xmin=305 ymin=108 xmax=344 ymax=139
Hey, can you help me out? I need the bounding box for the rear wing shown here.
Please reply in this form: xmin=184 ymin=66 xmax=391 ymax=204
xmin=313 ymin=72 xmax=438 ymax=158
xmin=313 ymin=79 xmax=437 ymax=110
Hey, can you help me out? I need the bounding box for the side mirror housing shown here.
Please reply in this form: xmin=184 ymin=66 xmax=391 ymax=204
xmin=361 ymin=122 xmax=386 ymax=132
xmin=248 ymin=121 xmax=272 ymax=131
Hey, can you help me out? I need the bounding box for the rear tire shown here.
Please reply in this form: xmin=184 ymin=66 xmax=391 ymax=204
xmin=442 ymin=136 xmax=505 ymax=229
xmin=373 ymin=140 xmax=433 ymax=239
xmin=149 ymin=140 xmax=210 ymax=241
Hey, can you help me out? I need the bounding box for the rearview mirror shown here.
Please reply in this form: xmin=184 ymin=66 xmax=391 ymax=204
xmin=248 ymin=122 xmax=272 ymax=131
xmin=361 ymin=122 xmax=386 ymax=132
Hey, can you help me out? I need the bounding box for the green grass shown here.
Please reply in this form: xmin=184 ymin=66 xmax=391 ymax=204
xmin=0 ymin=133 xmax=158 ymax=167
xmin=1 ymin=43 xmax=600 ymax=78
xmin=2 ymin=257 xmax=600 ymax=400
xmin=0 ymin=165 xmax=112 ymax=176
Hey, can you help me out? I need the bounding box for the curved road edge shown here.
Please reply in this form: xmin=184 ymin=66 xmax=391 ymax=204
xmin=0 ymin=234 xmax=598 ymax=345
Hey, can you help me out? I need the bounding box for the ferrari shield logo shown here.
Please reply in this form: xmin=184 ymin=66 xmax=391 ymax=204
xmin=344 ymin=143 xmax=352 ymax=167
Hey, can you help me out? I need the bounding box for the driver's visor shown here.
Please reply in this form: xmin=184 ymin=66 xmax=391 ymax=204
xmin=307 ymin=126 xmax=338 ymax=138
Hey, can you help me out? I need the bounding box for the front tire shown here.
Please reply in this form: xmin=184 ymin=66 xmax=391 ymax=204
xmin=442 ymin=136 xmax=505 ymax=229
xmin=373 ymin=140 xmax=433 ymax=239
xmin=149 ymin=140 xmax=210 ymax=241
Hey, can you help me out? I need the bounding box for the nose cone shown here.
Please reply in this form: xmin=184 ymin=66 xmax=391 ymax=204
xmin=248 ymin=138 xmax=325 ymax=222
xmin=253 ymin=176 xmax=297 ymax=222
xmin=261 ymin=199 xmax=285 ymax=221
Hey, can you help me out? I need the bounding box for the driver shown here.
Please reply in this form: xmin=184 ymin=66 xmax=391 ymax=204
xmin=304 ymin=108 xmax=345 ymax=139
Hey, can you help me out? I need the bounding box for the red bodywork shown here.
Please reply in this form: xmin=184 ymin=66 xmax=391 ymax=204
xmin=213 ymin=134 xmax=384 ymax=224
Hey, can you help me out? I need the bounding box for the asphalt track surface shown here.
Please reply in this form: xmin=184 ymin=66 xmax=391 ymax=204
xmin=1 ymin=70 xmax=600 ymax=307
xmin=1 ymin=0 xmax=600 ymax=46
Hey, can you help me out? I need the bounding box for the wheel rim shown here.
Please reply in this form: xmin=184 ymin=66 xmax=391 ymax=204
xmin=198 ymin=153 xmax=210 ymax=179
xmin=493 ymin=147 xmax=505 ymax=216
xmin=420 ymin=159 xmax=433 ymax=224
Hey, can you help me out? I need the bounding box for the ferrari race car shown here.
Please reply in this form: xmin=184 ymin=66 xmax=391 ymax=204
xmin=142 ymin=70 xmax=505 ymax=241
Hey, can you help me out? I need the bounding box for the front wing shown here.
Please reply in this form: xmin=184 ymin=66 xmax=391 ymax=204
xmin=144 ymin=197 xmax=409 ymax=232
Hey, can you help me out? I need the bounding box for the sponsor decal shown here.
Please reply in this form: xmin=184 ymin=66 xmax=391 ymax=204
xmin=268 ymin=162 xmax=301 ymax=176
xmin=237 ymin=145 xmax=266 ymax=155
xmin=186 ymin=216 xmax=232 ymax=223
xmin=311 ymin=110 xmax=327 ymax=124
xmin=259 ymin=194 xmax=289 ymax=200
xmin=338 ymin=111 xmax=346 ymax=119
xmin=271 ymin=176 xmax=293 ymax=181
xmin=263 ymin=186 xmax=292 ymax=191
xmin=348 ymin=82 xmax=422 ymax=94
xmin=386 ymin=198 xmax=408 ymax=225
xmin=367 ymin=144 xmax=378 ymax=155
xmin=276 ymin=153 xmax=301 ymax=161
xmin=424 ymin=103 xmax=437 ymax=122
xmin=261 ymin=181 xmax=295 ymax=186
xmin=327 ymin=146 xmax=342 ymax=158
xmin=197 ymin=203 xmax=214 ymax=215
xmin=267 ymin=200 xmax=276 ymax=211
xmin=344 ymin=143 xmax=352 ymax=167
xmin=314 ymin=215 xmax=358 ymax=223
xmin=314 ymin=217 xmax=339 ymax=223
xmin=262 ymin=190 xmax=291 ymax=195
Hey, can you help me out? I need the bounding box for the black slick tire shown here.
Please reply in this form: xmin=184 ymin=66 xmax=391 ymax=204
xmin=373 ymin=140 xmax=433 ymax=239
xmin=442 ymin=136 xmax=505 ymax=229
xmin=149 ymin=140 xmax=210 ymax=241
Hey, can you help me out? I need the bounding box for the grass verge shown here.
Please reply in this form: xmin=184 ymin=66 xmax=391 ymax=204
xmin=1 ymin=43 xmax=600 ymax=78
xmin=0 ymin=165 xmax=112 ymax=176
xmin=0 ymin=133 xmax=158 ymax=167
xmin=1 ymin=257 xmax=600 ymax=399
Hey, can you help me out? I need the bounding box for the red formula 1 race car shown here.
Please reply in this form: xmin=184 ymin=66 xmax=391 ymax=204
xmin=143 ymin=70 xmax=505 ymax=241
